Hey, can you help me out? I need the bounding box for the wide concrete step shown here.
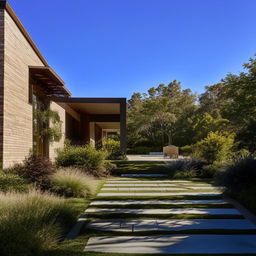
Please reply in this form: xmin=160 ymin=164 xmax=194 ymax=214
xmin=84 ymin=235 xmax=256 ymax=254
xmin=107 ymin=180 xmax=190 ymax=183
xmin=121 ymin=174 xmax=167 ymax=177
xmin=86 ymin=219 xmax=256 ymax=232
xmin=101 ymin=187 xmax=221 ymax=191
xmin=90 ymin=199 xmax=228 ymax=206
xmin=85 ymin=208 xmax=241 ymax=215
xmin=98 ymin=192 xmax=222 ymax=196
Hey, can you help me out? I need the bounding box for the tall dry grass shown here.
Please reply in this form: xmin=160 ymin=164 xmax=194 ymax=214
xmin=0 ymin=189 xmax=76 ymax=256
xmin=50 ymin=168 xmax=97 ymax=198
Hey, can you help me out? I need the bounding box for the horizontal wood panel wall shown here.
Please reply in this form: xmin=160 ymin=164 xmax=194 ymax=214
xmin=0 ymin=9 xmax=4 ymax=166
xmin=3 ymin=10 xmax=45 ymax=168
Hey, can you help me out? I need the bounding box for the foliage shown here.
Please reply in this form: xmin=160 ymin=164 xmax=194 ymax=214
xmin=0 ymin=189 xmax=76 ymax=256
xmin=50 ymin=168 xmax=97 ymax=198
xmin=33 ymin=108 xmax=63 ymax=143
xmin=165 ymin=158 xmax=208 ymax=178
xmin=127 ymin=55 xmax=256 ymax=154
xmin=55 ymin=144 xmax=108 ymax=176
xmin=127 ymin=81 xmax=196 ymax=149
xmin=0 ymin=171 xmax=28 ymax=192
xmin=7 ymin=154 xmax=55 ymax=189
xmin=102 ymin=138 xmax=125 ymax=160
xmin=193 ymin=132 xmax=235 ymax=163
xmin=216 ymin=156 xmax=256 ymax=194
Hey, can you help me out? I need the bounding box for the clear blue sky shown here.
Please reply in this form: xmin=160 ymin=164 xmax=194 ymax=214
xmin=8 ymin=0 xmax=256 ymax=98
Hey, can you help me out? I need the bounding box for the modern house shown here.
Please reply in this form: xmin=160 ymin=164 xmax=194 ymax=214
xmin=0 ymin=1 xmax=126 ymax=168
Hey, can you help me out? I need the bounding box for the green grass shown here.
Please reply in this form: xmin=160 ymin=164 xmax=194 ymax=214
xmin=83 ymin=228 xmax=256 ymax=235
xmin=111 ymin=161 xmax=168 ymax=175
xmin=90 ymin=203 xmax=233 ymax=209
xmin=96 ymin=195 xmax=223 ymax=200
xmin=86 ymin=212 xmax=244 ymax=219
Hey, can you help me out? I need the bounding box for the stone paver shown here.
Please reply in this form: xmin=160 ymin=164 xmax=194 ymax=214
xmin=90 ymin=199 xmax=228 ymax=206
xmin=104 ymin=183 xmax=179 ymax=187
xmin=101 ymin=187 xmax=189 ymax=191
xmin=121 ymin=174 xmax=167 ymax=177
xmin=102 ymin=187 xmax=222 ymax=191
xmin=85 ymin=207 xmax=241 ymax=215
xmin=84 ymin=235 xmax=256 ymax=254
xmin=84 ymin=173 xmax=256 ymax=254
xmin=86 ymin=219 xmax=256 ymax=232
xmin=98 ymin=192 xmax=222 ymax=196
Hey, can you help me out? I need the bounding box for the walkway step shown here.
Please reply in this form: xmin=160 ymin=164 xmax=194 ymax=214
xmin=101 ymin=187 xmax=221 ymax=191
xmin=121 ymin=174 xmax=167 ymax=177
xmin=86 ymin=219 xmax=256 ymax=232
xmin=86 ymin=208 xmax=241 ymax=215
xmin=98 ymin=192 xmax=222 ymax=196
xmin=90 ymin=199 xmax=228 ymax=206
xmin=84 ymin=235 xmax=256 ymax=254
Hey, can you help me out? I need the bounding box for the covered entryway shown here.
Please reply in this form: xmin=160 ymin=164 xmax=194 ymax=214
xmin=54 ymin=97 xmax=127 ymax=152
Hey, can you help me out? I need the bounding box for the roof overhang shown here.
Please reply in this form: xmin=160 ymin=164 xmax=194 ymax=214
xmin=54 ymin=97 xmax=126 ymax=115
xmin=29 ymin=66 xmax=71 ymax=97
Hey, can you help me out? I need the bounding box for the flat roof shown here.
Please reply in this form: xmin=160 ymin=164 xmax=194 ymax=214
xmin=54 ymin=97 xmax=126 ymax=115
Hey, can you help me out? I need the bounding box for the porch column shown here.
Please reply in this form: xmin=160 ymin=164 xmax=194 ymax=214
xmin=120 ymin=99 xmax=127 ymax=153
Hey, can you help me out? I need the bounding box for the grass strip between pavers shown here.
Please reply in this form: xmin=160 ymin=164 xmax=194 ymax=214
xmin=96 ymin=195 xmax=223 ymax=200
xmin=100 ymin=189 xmax=221 ymax=193
xmin=86 ymin=213 xmax=244 ymax=219
xmin=89 ymin=203 xmax=234 ymax=209
xmin=83 ymin=228 xmax=256 ymax=235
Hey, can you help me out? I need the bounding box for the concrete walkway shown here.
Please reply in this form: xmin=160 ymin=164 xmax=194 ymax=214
xmin=84 ymin=175 xmax=256 ymax=254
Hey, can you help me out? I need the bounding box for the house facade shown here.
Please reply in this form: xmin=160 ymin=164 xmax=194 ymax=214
xmin=0 ymin=1 xmax=126 ymax=169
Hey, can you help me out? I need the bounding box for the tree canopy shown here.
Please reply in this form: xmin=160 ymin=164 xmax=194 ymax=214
xmin=127 ymin=55 xmax=256 ymax=153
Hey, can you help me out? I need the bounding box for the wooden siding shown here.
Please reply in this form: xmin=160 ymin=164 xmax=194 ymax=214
xmin=49 ymin=101 xmax=66 ymax=161
xmin=2 ymin=10 xmax=45 ymax=168
xmin=0 ymin=9 xmax=4 ymax=166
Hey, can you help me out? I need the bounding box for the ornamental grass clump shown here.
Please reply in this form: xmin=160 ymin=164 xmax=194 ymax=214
xmin=51 ymin=168 xmax=97 ymax=198
xmin=0 ymin=189 xmax=75 ymax=256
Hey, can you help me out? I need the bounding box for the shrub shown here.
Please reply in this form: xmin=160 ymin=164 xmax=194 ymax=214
xmin=102 ymin=138 xmax=126 ymax=160
xmin=216 ymin=156 xmax=256 ymax=194
xmin=56 ymin=144 xmax=107 ymax=176
xmin=166 ymin=158 xmax=208 ymax=178
xmin=50 ymin=168 xmax=97 ymax=197
xmin=0 ymin=190 xmax=75 ymax=256
xmin=6 ymin=154 xmax=55 ymax=189
xmin=0 ymin=171 xmax=28 ymax=192
xmin=194 ymin=132 xmax=235 ymax=163
xmin=179 ymin=145 xmax=192 ymax=156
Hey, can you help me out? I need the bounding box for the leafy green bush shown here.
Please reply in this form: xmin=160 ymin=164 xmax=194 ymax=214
xmin=51 ymin=168 xmax=97 ymax=198
xmin=194 ymin=132 xmax=235 ymax=163
xmin=102 ymin=138 xmax=126 ymax=160
xmin=56 ymin=144 xmax=108 ymax=176
xmin=0 ymin=190 xmax=75 ymax=256
xmin=6 ymin=154 xmax=55 ymax=189
xmin=0 ymin=172 xmax=28 ymax=192
xmin=104 ymin=161 xmax=117 ymax=171
xmin=179 ymin=145 xmax=192 ymax=156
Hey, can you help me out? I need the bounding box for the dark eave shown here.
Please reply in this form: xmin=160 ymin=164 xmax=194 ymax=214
xmin=29 ymin=66 xmax=71 ymax=97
